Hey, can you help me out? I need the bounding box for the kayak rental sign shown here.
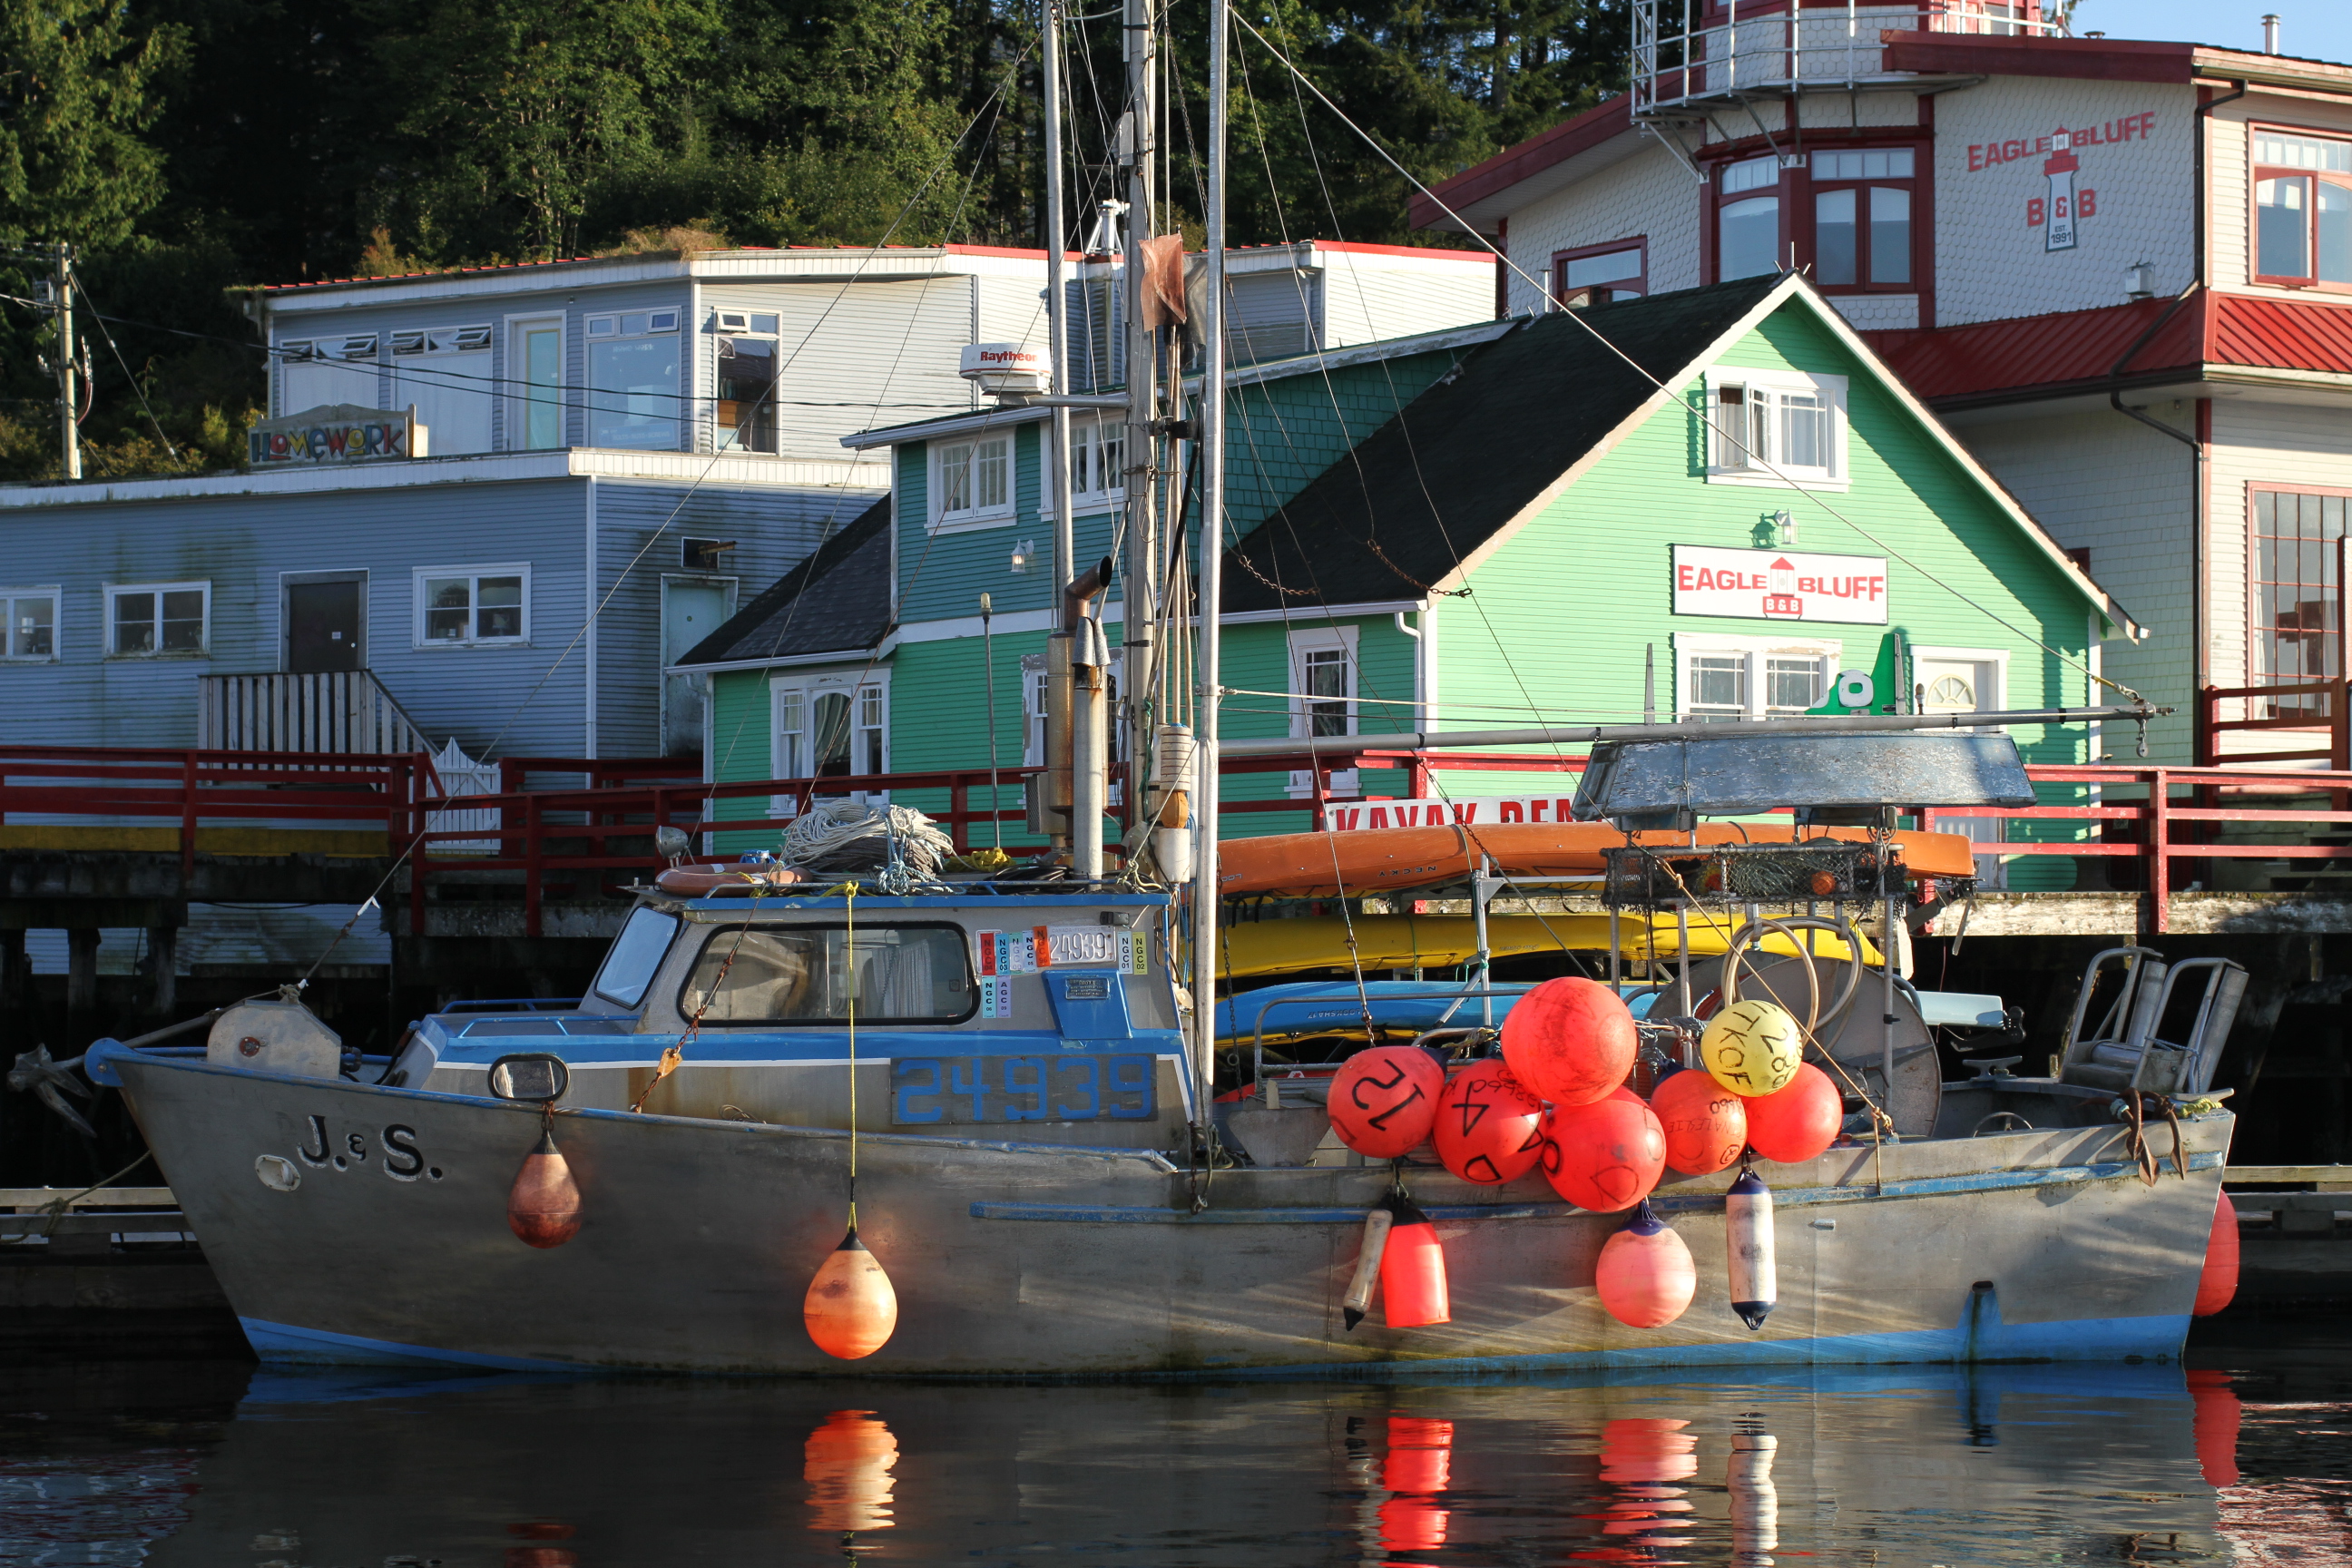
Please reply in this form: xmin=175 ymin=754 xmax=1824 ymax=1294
xmin=1671 ymin=544 xmax=1886 ymax=624
xmin=1327 ymin=798 xmax=1578 ymax=832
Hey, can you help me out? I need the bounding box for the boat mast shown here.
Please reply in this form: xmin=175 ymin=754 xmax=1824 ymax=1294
xmin=1191 ymin=0 xmax=1228 ymax=1117
xmin=1043 ymin=0 xmax=1077 ymax=867
xmin=1117 ymin=0 xmax=1161 ymax=875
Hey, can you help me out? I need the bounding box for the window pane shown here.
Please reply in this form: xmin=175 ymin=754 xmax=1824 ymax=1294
xmin=2258 ymin=132 xmax=2352 ymax=172
xmin=1765 ymin=657 xmax=1824 ymax=712
xmin=1869 ymin=187 xmax=1911 ymax=284
xmin=2254 ymin=488 xmax=2343 ymax=704
xmin=592 ymin=907 xmax=680 ymax=1007
xmin=1713 ymin=386 xmax=1751 ymax=466
xmin=681 ymin=926 xmax=976 ymax=1024
xmin=2320 ymin=182 xmax=2352 ymax=285
xmin=113 ymin=593 xmax=155 ymax=653
xmin=1721 ymin=156 xmax=1779 ymax=194
xmin=1564 ymin=247 xmax=1644 ymax=288
xmin=12 ymin=597 xmax=54 ymax=658
xmin=716 ymin=337 xmax=779 ymax=454
xmin=160 ymin=590 xmax=204 ymax=651
xmin=941 ymin=445 xmax=973 ymax=512
xmin=475 ymin=576 xmax=523 ymax=639
xmin=425 ymin=578 xmax=470 ymax=642
xmin=1304 ymin=646 xmax=1349 ymax=737
xmin=1720 ymin=197 xmax=1780 ymax=279
xmin=814 ymin=691 xmax=852 ymax=774
xmin=2259 ymin=177 xmax=2312 ymax=278
xmin=1781 ymin=393 xmax=1827 ymax=470
xmin=586 ymin=336 xmax=681 ymax=449
xmin=1814 ymin=189 xmax=1857 ymax=285
xmin=523 ymin=328 xmax=563 ymax=449
xmin=776 ymin=691 xmax=806 ymax=775
xmin=977 ymin=438 xmax=1008 ymax=509
xmin=1692 ymin=654 xmax=1747 ymax=713
xmin=1068 ymin=426 xmax=1092 ymax=495
xmin=1099 ymin=426 xmax=1123 ymax=491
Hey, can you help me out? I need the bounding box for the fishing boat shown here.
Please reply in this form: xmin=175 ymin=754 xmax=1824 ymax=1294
xmin=75 ymin=0 xmax=2241 ymax=1377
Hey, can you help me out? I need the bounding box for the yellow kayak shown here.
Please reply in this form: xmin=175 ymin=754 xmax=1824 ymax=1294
xmin=1217 ymin=913 xmax=1879 ymax=979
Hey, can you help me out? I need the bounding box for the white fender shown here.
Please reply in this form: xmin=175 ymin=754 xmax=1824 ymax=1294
xmin=1727 ymin=1168 xmax=1778 ymax=1329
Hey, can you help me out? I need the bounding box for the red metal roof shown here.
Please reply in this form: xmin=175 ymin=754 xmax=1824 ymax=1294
xmin=1863 ymin=297 xmax=2202 ymax=403
xmin=2210 ymin=292 xmax=2352 ymax=374
xmin=1878 ymin=31 xmax=2198 ymax=83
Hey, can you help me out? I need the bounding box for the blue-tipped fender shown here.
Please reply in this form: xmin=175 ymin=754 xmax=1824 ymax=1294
xmin=1727 ymin=1167 xmax=1778 ymax=1330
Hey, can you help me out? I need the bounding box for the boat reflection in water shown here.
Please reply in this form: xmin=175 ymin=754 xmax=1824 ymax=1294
xmin=92 ymin=1360 xmax=2267 ymax=1567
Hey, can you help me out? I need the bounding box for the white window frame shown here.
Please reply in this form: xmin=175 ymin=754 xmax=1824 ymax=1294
xmin=412 ymin=564 xmax=532 ymax=649
xmin=1 ymin=588 xmax=62 ymax=662
xmin=1287 ymin=625 xmax=1360 ymax=799
xmin=769 ymin=670 xmax=891 ymax=815
xmin=1674 ymin=633 xmax=1843 ymax=721
xmin=104 ymin=581 xmax=210 ymax=659
xmin=930 ymin=433 xmax=1015 ymax=533
xmin=1060 ymin=417 xmax=1127 ymax=512
xmin=582 ymin=309 xmax=683 ymax=450
xmin=1911 ymin=644 xmax=2013 ymax=884
xmin=1702 ymin=367 xmax=1849 ymax=491
xmin=505 ymin=312 xmax=567 ymax=451
xmin=1907 ymin=644 xmax=2009 ymax=723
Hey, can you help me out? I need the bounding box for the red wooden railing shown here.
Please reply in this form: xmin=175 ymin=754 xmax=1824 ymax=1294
xmin=2196 ymin=679 xmax=2352 ymax=769
xmin=9 ymin=742 xmax=2352 ymax=936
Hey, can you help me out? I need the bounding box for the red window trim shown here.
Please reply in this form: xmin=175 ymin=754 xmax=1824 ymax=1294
xmin=2244 ymin=482 xmax=2352 ymax=716
xmin=2249 ymin=121 xmax=2352 ymax=295
xmin=1803 ymin=155 xmax=1923 ymax=296
xmin=1699 ymin=140 xmax=1930 ymax=300
xmin=1551 ymin=237 xmax=1648 ymax=306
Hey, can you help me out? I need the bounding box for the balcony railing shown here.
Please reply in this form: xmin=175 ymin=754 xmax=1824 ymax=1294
xmin=1632 ymin=0 xmax=2061 ymax=117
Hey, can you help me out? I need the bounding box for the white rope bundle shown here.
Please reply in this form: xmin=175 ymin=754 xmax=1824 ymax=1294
xmin=778 ymin=799 xmax=954 ymax=877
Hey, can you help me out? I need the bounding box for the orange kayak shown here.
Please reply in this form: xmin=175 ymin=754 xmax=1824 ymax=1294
xmin=1215 ymin=821 xmax=1977 ymax=898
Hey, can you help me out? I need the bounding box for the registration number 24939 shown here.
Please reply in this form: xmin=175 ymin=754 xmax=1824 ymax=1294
xmin=891 ymin=1054 xmax=1155 ymax=1125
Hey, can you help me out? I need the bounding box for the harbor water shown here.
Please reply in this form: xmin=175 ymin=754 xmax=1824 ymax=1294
xmin=3 ymin=1312 xmax=2346 ymax=1566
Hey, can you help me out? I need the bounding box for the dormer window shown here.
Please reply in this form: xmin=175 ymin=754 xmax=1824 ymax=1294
xmin=1704 ymin=368 xmax=1847 ymax=490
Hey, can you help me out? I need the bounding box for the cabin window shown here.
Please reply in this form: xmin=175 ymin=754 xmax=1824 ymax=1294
xmin=1808 ymin=149 xmax=1916 ymax=290
xmin=583 ymin=309 xmax=682 ymax=450
xmin=934 ymin=435 xmax=1014 ymax=527
xmin=592 ymin=906 xmax=680 ymax=1007
xmin=1553 ymin=240 xmax=1647 ymax=307
xmin=681 ymin=924 xmax=978 ymax=1025
xmin=1675 ymin=637 xmax=1840 ymax=721
xmin=2251 ymin=488 xmax=2351 ymax=716
xmin=387 ymin=324 xmax=495 ymax=455
xmin=1703 ymin=368 xmax=1847 ymax=489
xmin=1 ymin=590 xmax=60 ymax=661
xmin=2254 ymin=131 xmax=2352 ymax=289
xmin=713 ymin=311 xmax=782 ymax=454
xmin=414 ymin=565 xmax=529 ymax=646
xmin=1065 ymin=418 xmax=1126 ymax=506
xmin=106 ymin=582 xmax=208 ymax=656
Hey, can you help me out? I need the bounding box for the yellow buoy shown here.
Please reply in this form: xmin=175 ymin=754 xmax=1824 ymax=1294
xmin=1700 ymin=999 xmax=1803 ymax=1098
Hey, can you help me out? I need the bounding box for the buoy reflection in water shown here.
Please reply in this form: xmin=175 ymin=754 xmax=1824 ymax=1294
xmin=806 ymin=1410 xmax=897 ymax=1537
xmin=1378 ymin=1415 xmax=1454 ymax=1561
xmin=1577 ymin=1416 xmax=1696 ymax=1560
xmin=1729 ymin=1428 xmax=1779 ymax=1565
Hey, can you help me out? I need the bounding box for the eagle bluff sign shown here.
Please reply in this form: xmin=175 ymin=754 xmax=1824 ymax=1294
xmin=1671 ymin=544 xmax=1887 ymax=625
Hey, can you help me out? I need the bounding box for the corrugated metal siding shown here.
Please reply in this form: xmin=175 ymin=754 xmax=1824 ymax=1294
xmin=1863 ymin=296 xmax=2200 ymax=401
xmin=592 ymin=479 xmax=880 ymax=755
xmin=1316 ymin=258 xmax=1493 ymax=350
xmin=1065 ymin=277 xmax=1125 ymax=393
xmin=0 ymin=478 xmax=594 ymax=754
xmin=1436 ymin=305 xmax=2097 ymax=884
xmin=2210 ymin=293 xmax=2352 ymax=374
xmin=1227 ymin=271 xmax=1322 ymax=366
xmin=701 ymin=278 xmax=978 ymax=462
xmin=975 ymin=272 xmax=1051 ymax=348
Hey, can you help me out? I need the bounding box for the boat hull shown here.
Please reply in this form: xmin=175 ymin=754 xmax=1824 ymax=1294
xmin=113 ymin=1054 xmax=2230 ymax=1376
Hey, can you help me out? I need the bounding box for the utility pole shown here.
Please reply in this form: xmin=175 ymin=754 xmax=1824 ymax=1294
xmin=52 ymin=244 xmax=81 ymax=481
xmin=1121 ymin=0 xmax=1161 ymax=851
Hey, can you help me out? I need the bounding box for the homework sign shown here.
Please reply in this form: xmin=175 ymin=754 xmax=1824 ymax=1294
xmin=1671 ymin=544 xmax=1886 ymax=625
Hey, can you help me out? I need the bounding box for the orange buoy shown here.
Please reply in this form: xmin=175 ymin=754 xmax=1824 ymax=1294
xmin=1741 ymin=1062 xmax=1844 ymax=1164
xmin=506 ymin=1127 xmax=583 ymax=1249
xmin=806 ymin=1409 xmax=898 ymax=1533
xmin=1329 ymin=1045 xmax=1446 ymax=1159
xmin=1539 ymin=1094 xmax=1665 ymax=1213
xmin=2194 ymin=1190 xmax=2239 ymax=1317
xmin=1594 ymin=1200 xmax=1696 ymax=1328
xmin=1379 ymin=1197 xmax=1450 ymax=1327
xmin=1650 ymin=1069 xmax=1748 ymax=1175
xmin=1500 ymin=976 xmax=1637 ymax=1108
xmin=1379 ymin=1416 xmax=1453 ymax=1554
xmin=1432 ymin=1060 xmax=1545 ymax=1184
xmin=805 ymin=1228 xmax=898 ymax=1359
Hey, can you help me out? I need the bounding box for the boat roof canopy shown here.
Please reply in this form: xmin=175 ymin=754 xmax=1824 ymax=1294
xmin=1572 ymin=731 xmax=2035 ymax=822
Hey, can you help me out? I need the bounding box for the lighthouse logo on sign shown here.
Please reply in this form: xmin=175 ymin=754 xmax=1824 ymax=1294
xmin=2043 ymin=130 xmax=2082 ymax=251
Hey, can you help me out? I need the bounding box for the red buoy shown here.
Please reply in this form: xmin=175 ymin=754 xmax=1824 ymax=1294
xmin=1432 ymin=1061 xmax=1545 ymax=1184
xmin=1329 ymin=1046 xmax=1446 ymax=1159
xmin=506 ymin=1128 xmax=583 ymax=1249
xmin=1499 ymin=976 xmax=1637 ymax=1108
xmin=2187 ymin=1368 xmax=2241 ymax=1488
xmin=1594 ymin=1200 xmax=1696 ymax=1328
xmin=1379 ymin=1197 xmax=1451 ymax=1327
xmin=1539 ymin=1094 xmax=1665 ymax=1212
xmin=1741 ymin=1062 xmax=1843 ymax=1164
xmin=805 ymin=1410 xmax=898 ymax=1534
xmin=1650 ymin=1070 xmax=1748 ymax=1175
xmin=1379 ymin=1416 xmax=1453 ymax=1556
xmin=805 ymin=1228 xmax=898 ymax=1359
xmin=2194 ymin=1190 xmax=2239 ymax=1318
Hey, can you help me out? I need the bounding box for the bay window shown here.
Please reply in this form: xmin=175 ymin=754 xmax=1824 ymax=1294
xmin=2254 ymin=130 xmax=2352 ymax=288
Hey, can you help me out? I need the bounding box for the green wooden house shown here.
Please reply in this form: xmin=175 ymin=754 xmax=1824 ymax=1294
xmin=676 ymin=274 xmax=2137 ymax=888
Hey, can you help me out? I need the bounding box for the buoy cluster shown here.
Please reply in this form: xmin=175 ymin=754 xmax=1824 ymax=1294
xmin=1325 ymin=976 xmax=1848 ymax=1334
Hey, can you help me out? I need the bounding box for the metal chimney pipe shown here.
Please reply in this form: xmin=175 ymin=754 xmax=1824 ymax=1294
xmin=2263 ymin=14 xmax=2280 ymax=54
